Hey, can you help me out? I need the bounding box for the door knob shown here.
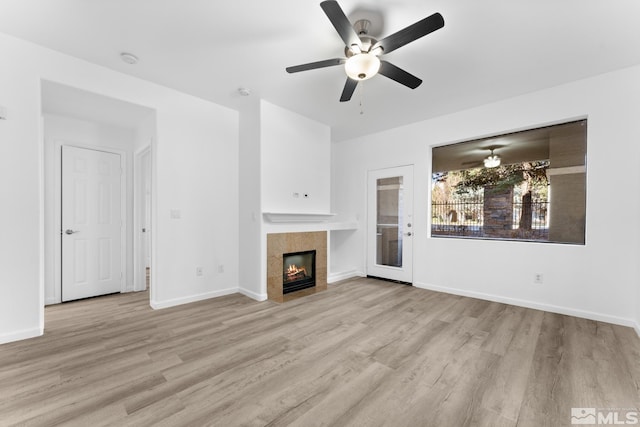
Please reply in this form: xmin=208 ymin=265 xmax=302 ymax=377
xmin=405 ymin=231 xmax=412 ymax=236
xmin=65 ymin=229 xmax=79 ymax=235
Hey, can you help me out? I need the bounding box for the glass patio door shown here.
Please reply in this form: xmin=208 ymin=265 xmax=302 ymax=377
xmin=367 ymin=165 xmax=414 ymax=283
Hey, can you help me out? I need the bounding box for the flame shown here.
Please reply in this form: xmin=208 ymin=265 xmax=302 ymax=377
xmin=287 ymin=264 xmax=301 ymax=274
xmin=286 ymin=264 xmax=307 ymax=276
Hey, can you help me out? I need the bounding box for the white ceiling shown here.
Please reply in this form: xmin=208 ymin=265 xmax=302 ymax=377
xmin=2 ymin=0 xmax=640 ymax=141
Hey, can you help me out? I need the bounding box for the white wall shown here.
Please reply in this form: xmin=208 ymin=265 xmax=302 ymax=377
xmin=249 ymin=100 xmax=333 ymax=298
xmin=0 ymin=36 xmax=42 ymax=343
xmin=637 ymin=248 xmax=640 ymax=335
xmin=43 ymin=114 xmax=136 ymax=304
xmin=145 ymin=99 xmax=239 ymax=308
xmin=637 ymin=270 xmax=640 ymax=335
xmin=261 ymin=101 xmax=331 ymax=214
xmin=238 ymin=97 xmax=263 ymax=300
xmin=332 ymin=64 xmax=640 ymax=329
xmin=637 ymin=283 xmax=640 ymax=336
xmin=0 ymin=33 xmax=239 ymax=343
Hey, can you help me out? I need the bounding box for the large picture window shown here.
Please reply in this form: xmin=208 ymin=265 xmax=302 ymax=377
xmin=431 ymin=120 xmax=586 ymax=244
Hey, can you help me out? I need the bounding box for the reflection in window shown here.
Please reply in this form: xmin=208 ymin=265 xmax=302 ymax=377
xmin=431 ymin=120 xmax=586 ymax=244
xmin=377 ymin=177 xmax=403 ymax=267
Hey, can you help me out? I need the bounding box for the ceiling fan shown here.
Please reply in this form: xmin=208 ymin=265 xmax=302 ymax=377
xmin=483 ymin=148 xmax=501 ymax=168
xmin=461 ymin=147 xmax=503 ymax=169
xmin=285 ymin=0 xmax=444 ymax=102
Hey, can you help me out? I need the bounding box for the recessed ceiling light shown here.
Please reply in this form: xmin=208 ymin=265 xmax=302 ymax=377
xmin=120 ymin=52 xmax=139 ymax=65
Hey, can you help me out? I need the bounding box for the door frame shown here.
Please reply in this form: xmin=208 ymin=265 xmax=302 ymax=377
xmin=366 ymin=164 xmax=415 ymax=283
xmin=133 ymin=144 xmax=152 ymax=292
xmin=53 ymin=141 xmax=127 ymax=303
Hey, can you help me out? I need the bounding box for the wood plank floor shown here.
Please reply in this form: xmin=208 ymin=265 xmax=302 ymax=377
xmin=1 ymin=277 xmax=639 ymax=426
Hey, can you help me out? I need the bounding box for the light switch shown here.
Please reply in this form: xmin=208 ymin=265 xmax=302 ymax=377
xmin=170 ymin=209 xmax=181 ymax=219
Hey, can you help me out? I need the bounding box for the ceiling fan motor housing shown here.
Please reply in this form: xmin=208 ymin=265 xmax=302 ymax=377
xmin=344 ymin=21 xmax=381 ymax=81
xmin=345 ymin=20 xmax=378 ymax=57
xmin=344 ymin=36 xmax=378 ymax=57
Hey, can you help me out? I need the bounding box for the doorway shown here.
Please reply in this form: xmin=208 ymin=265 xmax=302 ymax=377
xmin=61 ymin=145 xmax=124 ymax=301
xmin=41 ymin=80 xmax=156 ymax=307
xmin=367 ymin=165 xmax=414 ymax=283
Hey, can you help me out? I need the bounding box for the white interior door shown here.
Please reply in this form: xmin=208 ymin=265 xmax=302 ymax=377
xmin=367 ymin=165 xmax=414 ymax=283
xmin=143 ymin=159 xmax=151 ymax=269
xmin=62 ymin=145 xmax=123 ymax=301
xmin=135 ymin=147 xmax=151 ymax=291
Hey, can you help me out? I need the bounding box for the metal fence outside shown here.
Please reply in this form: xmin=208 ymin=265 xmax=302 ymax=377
xmin=432 ymin=199 xmax=549 ymax=239
xmin=432 ymin=199 xmax=483 ymax=236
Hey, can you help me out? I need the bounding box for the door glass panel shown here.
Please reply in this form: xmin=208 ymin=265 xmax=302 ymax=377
xmin=376 ymin=176 xmax=403 ymax=267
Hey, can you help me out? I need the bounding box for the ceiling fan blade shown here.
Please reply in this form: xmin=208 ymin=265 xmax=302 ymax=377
xmin=461 ymin=160 xmax=483 ymax=166
xmin=378 ymin=61 xmax=422 ymax=89
xmin=340 ymin=78 xmax=358 ymax=102
xmin=320 ymin=0 xmax=362 ymax=50
xmin=286 ymin=58 xmax=346 ymax=73
xmin=373 ymin=12 xmax=444 ymax=55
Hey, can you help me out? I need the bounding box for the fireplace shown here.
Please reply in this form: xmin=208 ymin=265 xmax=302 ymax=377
xmin=282 ymin=250 xmax=316 ymax=294
xmin=267 ymin=231 xmax=327 ymax=303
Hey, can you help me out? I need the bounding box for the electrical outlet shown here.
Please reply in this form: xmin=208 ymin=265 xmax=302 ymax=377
xmin=534 ymin=273 xmax=543 ymax=284
xmin=196 ymin=267 xmax=203 ymax=276
xmin=218 ymin=264 xmax=224 ymax=273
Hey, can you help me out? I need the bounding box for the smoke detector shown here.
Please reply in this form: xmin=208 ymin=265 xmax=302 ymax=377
xmin=120 ymin=52 xmax=139 ymax=65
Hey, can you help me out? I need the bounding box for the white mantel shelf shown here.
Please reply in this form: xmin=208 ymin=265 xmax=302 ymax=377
xmin=262 ymin=212 xmax=358 ymax=232
xmin=263 ymin=212 xmax=336 ymax=223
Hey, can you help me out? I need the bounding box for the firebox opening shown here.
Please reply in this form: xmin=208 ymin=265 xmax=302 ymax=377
xmin=282 ymin=250 xmax=316 ymax=294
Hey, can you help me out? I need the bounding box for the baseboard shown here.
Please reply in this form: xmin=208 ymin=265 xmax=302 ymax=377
xmin=150 ymin=287 xmax=239 ymax=310
xmin=0 ymin=327 xmax=43 ymax=345
xmin=238 ymin=287 xmax=268 ymax=301
xmin=414 ymin=281 xmax=637 ymax=329
xmin=634 ymin=321 xmax=640 ymax=338
xmin=328 ymin=270 xmax=363 ymax=283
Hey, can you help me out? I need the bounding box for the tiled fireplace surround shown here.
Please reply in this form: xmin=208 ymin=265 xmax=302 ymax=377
xmin=266 ymin=231 xmax=328 ymax=303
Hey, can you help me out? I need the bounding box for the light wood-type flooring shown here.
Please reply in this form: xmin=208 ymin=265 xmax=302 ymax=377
xmin=1 ymin=277 xmax=639 ymax=426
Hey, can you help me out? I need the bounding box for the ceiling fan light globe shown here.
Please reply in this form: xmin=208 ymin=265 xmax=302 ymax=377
xmin=483 ymin=155 xmax=501 ymax=168
xmin=345 ymin=53 xmax=380 ymax=81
